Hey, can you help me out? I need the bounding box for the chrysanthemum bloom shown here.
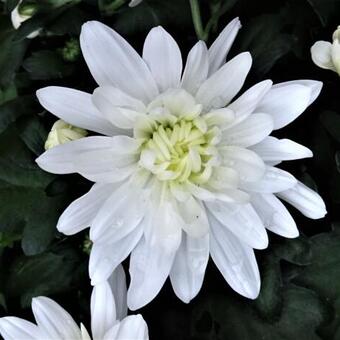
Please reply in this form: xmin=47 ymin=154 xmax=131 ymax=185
xmin=36 ymin=18 xmax=326 ymax=310
xmin=311 ymin=26 xmax=340 ymax=75
xmin=0 ymin=266 xmax=149 ymax=339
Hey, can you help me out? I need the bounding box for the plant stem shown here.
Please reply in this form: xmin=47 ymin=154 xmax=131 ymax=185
xmin=189 ymin=0 xmax=207 ymax=41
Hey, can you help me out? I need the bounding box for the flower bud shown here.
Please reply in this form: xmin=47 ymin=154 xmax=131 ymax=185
xmin=44 ymin=120 xmax=88 ymax=150
xmin=333 ymin=26 xmax=340 ymax=42
xmin=332 ymin=38 xmax=340 ymax=74
xmin=11 ymin=0 xmax=39 ymax=39
xmin=311 ymin=25 xmax=340 ymax=75
xmin=60 ymin=38 xmax=81 ymax=62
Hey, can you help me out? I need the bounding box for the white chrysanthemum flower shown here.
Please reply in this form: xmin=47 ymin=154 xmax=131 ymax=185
xmin=311 ymin=25 xmax=340 ymax=74
xmin=45 ymin=119 xmax=88 ymax=150
xmin=0 ymin=266 xmax=149 ymax=340
xmin=36 ymin=18 xmax=326 ymax=310
xmin=11 ymin=0 xmax=39 ymax=39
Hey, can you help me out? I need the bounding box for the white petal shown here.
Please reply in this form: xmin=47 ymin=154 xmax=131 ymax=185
xmin=208 ymin=166 xmax=239 ymax=190
xmin=241 ymin=166 xmax=297 ymax=193
xmin=128 ymin=235 xmax=180 ymax=310
xmin=108 ymin=265 xmax=128 ymax=320
xmin=175 ymin=196 xmax=209 ymax=238
xmin=196 ymin=52 xmax=252 ymax=111
xmin=102 ymin=323 xmax=119 ymax=340
xmin=250 ymin=136 xmax=313 ymax=162
xmin=206 ymin=201 xmax=268 ymax=249
xmin=81 ymin=324 xmax=92 ymax=340
xmin=90 ymin=181 xmax=147 ymax=244
xmin=128 ymin=187 xmax=182 ymax=310
xmin=170 ymin=233 xmax=209 ymax=303
xmin=209 ymin=212 xmax=261 ymax=299
xmin=215 ymin=188 xmax=250 ymax=204
xmin=227 ymin=80 xmax=273 ymax=121
xmin=181 ymin=41 xmax=209 ymax=95
xmin=37 ymin=87 xmax=120 ymax=136
xmin=103 ymin=315 xmax=149 ymax=340
xmin=116 ymin=315 xmax=148 ymax=339
xmin=250 ymin=193 xmax=299 ymax=238
xmin=185 ymin=181 xmax=250 ymax=204
xmin=36 ymin=136 xmax=114 ymax=174
xmin=57 ymin=183 xmax=117 ymax=235
xmin=0 ymin=317 xmax=40 ymax=340
xmin=91 ymin=281 xmax=117 ymax=340
xmin=219 ymin=146 xmax=265 ymax=182
xmin=256 ymin=83 xmax=312 ymax=130
xmin=31 ymin=297 xmax=81 ymax=340
xmin=208 ymin=17 xmax=242 ymax=75
xmin=92 ymin=86 xmax=146 ymax=129
xmin=90 ymin=226 xmax=143 ymax=285
xmin=221 ymin=113 xmax=274 ymax=148
xmin=74 ymin=136 xmax=140 ymax=183
xmin=143 ymin=184 xmax=182 ymax=248
xmin=311 ymin=41 xmax=336 ymax=71
xmin=185 ymin=181 xmax=217 ymax=201
xmin=272 ymin=80 xmax=322 ymax=105
xmin=143 ymin=26 xmax=182 ymax=92
xmin=80 ymin=21 xmax=158 ymax=103
xmin=277 ymin=181 xmax=327 ymax=219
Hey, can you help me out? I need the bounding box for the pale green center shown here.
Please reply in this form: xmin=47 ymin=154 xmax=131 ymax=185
xmin=137 ymin=90 xmax=223 ymax=185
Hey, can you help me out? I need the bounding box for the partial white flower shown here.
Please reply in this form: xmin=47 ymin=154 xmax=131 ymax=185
xmin=311 ymin=25 xmax=340 ymax=74
xmin=36 ymin=18 xmax=326 ymax=310
xmin=11 ymin=0 xmax=39 ymax=39
xmin=129 ymin=0 xmax=143 ymax=7
xmin=45 ymin=119 xmax=88 ymax=150
xmin=0 ymin=266 xmax=149 ymax=340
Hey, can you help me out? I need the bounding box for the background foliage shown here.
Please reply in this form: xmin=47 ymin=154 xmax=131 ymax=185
xmin=0 ymin=0 xmax=340 ymax=339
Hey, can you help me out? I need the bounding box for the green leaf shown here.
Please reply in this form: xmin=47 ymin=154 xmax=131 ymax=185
xmin=23 ymin=50 xmax=75 ymax=80
xmin=0 ymin=185 xmax=66 ymax=255
xmin=254 ymin=258 xmax=282 ymax=319
xmin=5 ymin=246 xmax=81 ymax=307
xmin=293 ymin=227 xmax=340 ymax=302
xmin=273 ymin=237 xmax=312 ymax=266
xmin=238 ymin=10 xmax=295 ymax=76
xmin=0 ymin=129 xmax=66 ymax=255
xmin=0 ymin=16 xmax=28 ymax=87
xmin=17 ymin=116 xmax=48 ymax=156
xmin=46 ymin=7 xmax=90 ymax=36
xmin=13 ymin=2 xmax=79 ymax=41
xmin=0 ymin=83 xmax=17 ymax=105
xmin=0 ymin=95 xmax=37 ymax=135
xmin=335 ymin=151 xmax=340 ymax=172
xmin=192 ymin=286 xmax=328 ymax=340
xmin=292 ymin=227 xmax=340 ymax=339
xmin=0 ymin=128 xmax=53 ymax=188
xmin=320 ymin=111 xmax=340 ymax=143
xmin=114 ymin=0 xmax=191 ymax=36
xmin=306 ymin=0 xmax=340 ymax=26
xmin=5 ymin=0 xmax=20 ymax=12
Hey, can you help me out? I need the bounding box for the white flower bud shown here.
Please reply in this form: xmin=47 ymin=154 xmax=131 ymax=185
xmin=44 ymin=120 xmax=88 ymax=150
xmin=333 ymin=26 xmax=340 ymax=41
xmin=11 ymin=0 xmax=40 ymax=39
xmin=311 ymin=25 xmax=340 ymax=75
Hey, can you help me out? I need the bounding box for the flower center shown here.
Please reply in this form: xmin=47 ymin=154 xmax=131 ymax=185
xmin=136 ymin=89 xmax=222 ymax=185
